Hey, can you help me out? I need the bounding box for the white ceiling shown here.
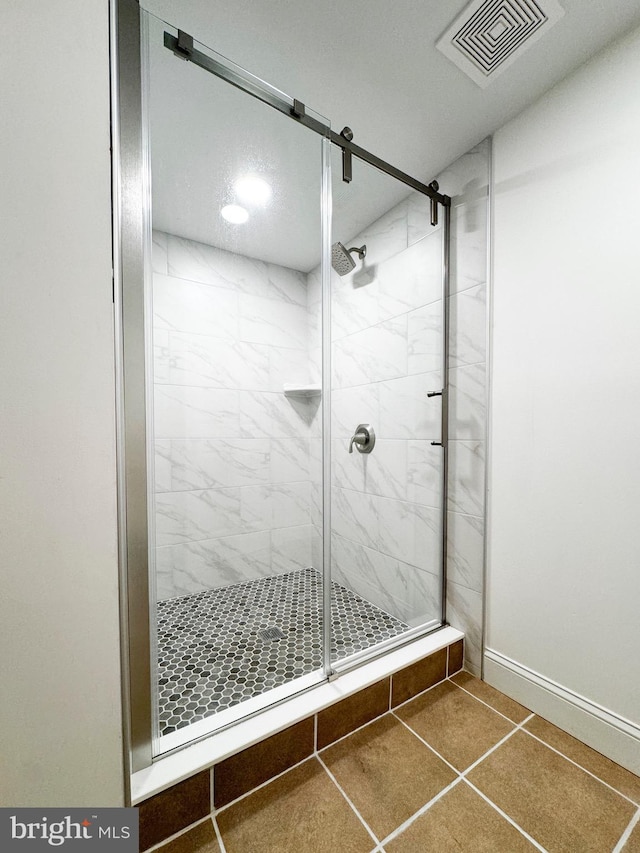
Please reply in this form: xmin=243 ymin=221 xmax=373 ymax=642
xmin=144 ymin=0 xmax=640 ymax=271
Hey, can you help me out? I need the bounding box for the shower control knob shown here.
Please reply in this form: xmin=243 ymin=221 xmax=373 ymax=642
xmin=348 ymin=424 xmax=375 ymax=454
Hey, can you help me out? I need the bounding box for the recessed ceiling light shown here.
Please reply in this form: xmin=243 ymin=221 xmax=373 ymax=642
xmin=221 ymin=204 xmax=249 ymax=224
xmin=234 ymin=174 xmax=272 ymax=206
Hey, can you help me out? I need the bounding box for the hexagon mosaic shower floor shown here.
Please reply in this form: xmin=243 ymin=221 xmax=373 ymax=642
xmin=157 ymin=567 xmax=408 ymax=735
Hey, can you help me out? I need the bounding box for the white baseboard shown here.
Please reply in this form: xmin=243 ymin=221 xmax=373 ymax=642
xmin=484 ymin=648 xmax=640 ymax=776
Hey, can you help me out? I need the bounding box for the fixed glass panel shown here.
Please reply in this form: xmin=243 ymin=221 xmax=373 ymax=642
xmin=143 ymin=12 xmax=328 ymax=753
xmin=330 ymin=148 xmax=445 ymax=665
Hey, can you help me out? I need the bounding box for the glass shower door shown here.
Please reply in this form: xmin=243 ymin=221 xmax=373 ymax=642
xmin=329 ymin=150 xmax=446 ymax=667
xmin=143 ymin=12 xmax=330 ymax=752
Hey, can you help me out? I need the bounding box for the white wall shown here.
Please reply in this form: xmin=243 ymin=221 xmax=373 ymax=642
xmin=488 ymin=25 xmax=640 ymax=772
xmin=0 ymin=1 xmax=124 ymax=805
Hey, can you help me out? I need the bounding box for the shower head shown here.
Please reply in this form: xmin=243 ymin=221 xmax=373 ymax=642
xmin=331 ymin=242 xmax=367 ymax=276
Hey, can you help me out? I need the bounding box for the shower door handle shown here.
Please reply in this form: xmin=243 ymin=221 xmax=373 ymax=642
xmin=428 ymin=388 xmax=447 ymax=448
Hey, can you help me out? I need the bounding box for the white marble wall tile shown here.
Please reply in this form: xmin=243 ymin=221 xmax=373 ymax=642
xmin=363 ymin=439 xmax=408 ymax=501
xmin=449 ymin=284 xmax=486 ymax=368
xmin=156 ymin=531 xmax=272 ymax=598
xmin=270 ymin=437 xmax=311 ymax=483
xmin=351 ymin=200 xmax=408 ymax=268
xmin=407 ymin=440 xmax=443 ymax=509
xmin=378 ymin=371 xmax=441 ymax=440
xmin=307 ymin=347 xmax=322 ymax=384
xmin=332 ymin=534 xmax=440 ymax=627
xmin=333 ymin=315 xmax=407 ymax=389
xmin=154 ymin=386 xmax=239 ymax=439
xmin=311 ymin=525 xmax=323 ymax=569
xmin=240 ymin=485 xmax=273 ymax=532
xmin=376 ymin=496 xmax=440 ymax=567
xmin=155 ymin=487 xmax=242 ymax=546
xmin=332 ymin=269 xmax=380 ymax=339
xmin=272 ymin=482 xmax=311 ymax=529
xmin=154 ymin=440 xmax=173 ymax=493
xmin=271 ymin=525 xmax=313 ymax=575
xmin=331 ymin=534 xmax=396 ymax=595
xmin=239 ymin=483 xmax=311 ymax=532
xmin=309 ymin=481 xmax=323 ymax=528
xmin=376 ymin=231 xmax=442 ymax=320
xmin=153 ymin=274 xmax=238 ymax=339
xmin=332 ymin=439 xmax=366 ymax=492
xmin=448 ymin=440 xmax=485 ymax=516
xmin=167 ymin=234 xmax=235 ymax=287
xmin=308 ymin=436 xmax=323 ymax=473
xmin=446 ymin=580 xmax=483 ymax=675
xmin=158 ymin=332 xmax=270 ymax=390
xmin=393 ymin=560 xmax=442 ymax=627
xmin=265 ymin=263 xmax=307 ymax=307
xmin=268 ymin=346 xmax=311 ymax=391
xmin=331 ymin=535 xmax=398 ymax=614
xmin=331 ymin=384 xmax=380 ymax=439
xmin=451 ymin=198 xmax=487 ymax=295
xmin=154 ymin=438 xmax=270 ymax=492
xmin=167 ymin=234 xmax=270 ymax=294
xmin=152 ymin=230 xmax=168 ymax=274
xmin=449 ymin=362 xmax=486 ymax=440
xmin=447 ymin=511 xmax=484 ymax=593
xmin=332 ymin=487 xmax=378 ymax=550
xmin=407 ymin=194 xmax=440 ymax=247
xmin=239 ymin=294 xmax=308 ymax=349
xmin=153 ymin=328 xmax=171 ymax=384
xmin=240 ymin=391 xmax=317 ymax=439
xmin=407 ymin=301 xmax=443 ymax=376
xmin=306 ymin=266 xmax=322 ymax=308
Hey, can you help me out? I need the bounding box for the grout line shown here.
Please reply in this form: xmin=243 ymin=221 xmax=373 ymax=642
xmin=213 ymin=753 xmax=316 ymax=815
xmin=209 ymin=766 xmax=215 ymax=816
xmin=388 ymin=675 xmax=393 ymax=710
xmin=612 ymin=806 xmax=640 ymax=853
xmin=520 ymin=727 xmax=640 ymax=807
xmin=392 ymin=712 xmax=462 ymax=776
xmin=462 ymin=779 xmax=549 ymax=853
xmin=447 ymin=675 xmax=532 ymax=726
xmin=379 ymin=777 xmax=463 ymax=847
xmin=317 ymin=708 xmax=398 ymax=754
xmin=211 ymin=816 xmax=228 ymax=853
xmin=143 ymin=815 xmax=214 ymax=853
xmin=379 ymin=712 xmax=535 ymax=847
xmin=390 ymin=673 xmax=452 ymax=713
xmin=313 ymin=712 xmax=318 ymax=752
xmin=316 ymin=753 xmax=381 ymax=848
xmin=458 ymin=714 xmax=533 ymax=778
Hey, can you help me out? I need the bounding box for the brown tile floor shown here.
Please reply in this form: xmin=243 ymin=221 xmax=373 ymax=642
xmin=154 ymin=673 xmax=640 ymax=853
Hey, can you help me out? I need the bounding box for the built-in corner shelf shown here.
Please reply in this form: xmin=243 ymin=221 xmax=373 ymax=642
xmin=283 ymin=383 xmax=322 ymax=399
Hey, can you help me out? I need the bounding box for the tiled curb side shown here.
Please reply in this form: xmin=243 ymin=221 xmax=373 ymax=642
xmin=138 ymin=639 xmax=464 ymax=851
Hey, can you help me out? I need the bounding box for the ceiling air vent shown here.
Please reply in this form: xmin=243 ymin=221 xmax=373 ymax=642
xmin=436 ymin=0 xmax=564 ymax=88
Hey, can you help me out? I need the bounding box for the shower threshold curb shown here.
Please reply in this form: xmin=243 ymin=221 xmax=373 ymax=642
xmin=131 ymin=625 xmax=463 ymax=804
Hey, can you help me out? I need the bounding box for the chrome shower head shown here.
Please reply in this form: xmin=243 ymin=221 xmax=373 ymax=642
xmin=331 ymin=242 xmax=367 ymax=276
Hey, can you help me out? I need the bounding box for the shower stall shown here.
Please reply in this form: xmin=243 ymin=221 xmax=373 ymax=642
xmin=115 ymin=0 xmax=451 ymax=771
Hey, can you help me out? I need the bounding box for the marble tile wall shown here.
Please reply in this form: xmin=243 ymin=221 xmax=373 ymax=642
xmin=151 ymin=233 xmax=321 ymax=599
